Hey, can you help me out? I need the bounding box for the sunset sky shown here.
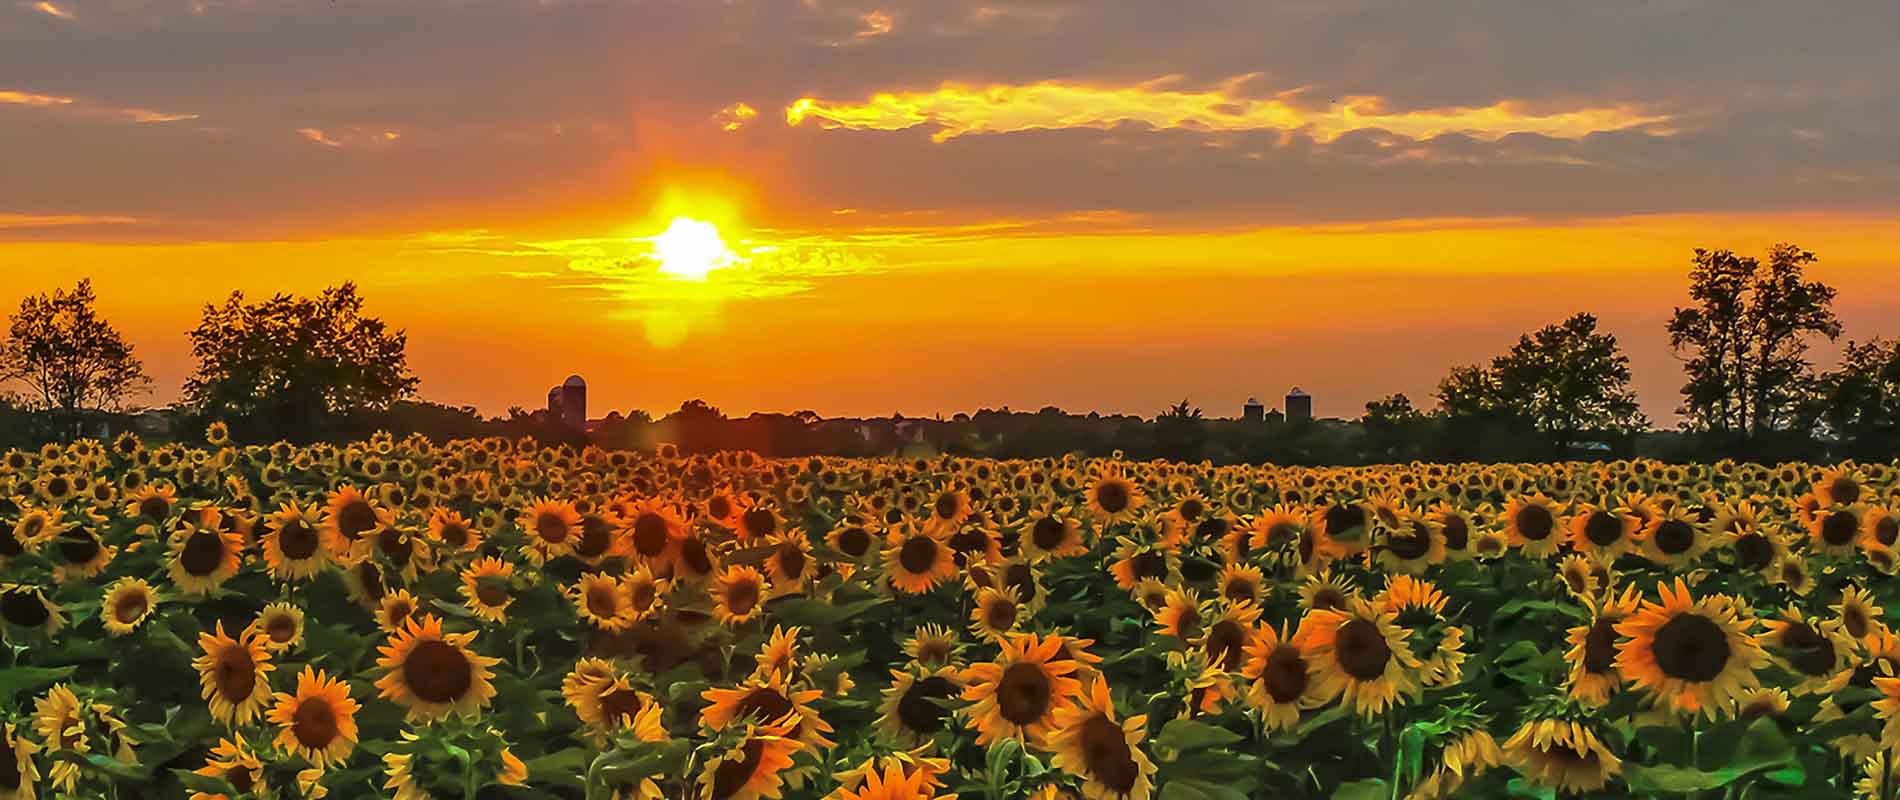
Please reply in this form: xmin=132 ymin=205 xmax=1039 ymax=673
xmin=5 ymin=1 xmax=1899 ymax=423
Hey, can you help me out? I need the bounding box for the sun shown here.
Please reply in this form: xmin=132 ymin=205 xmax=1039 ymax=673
xmin=651 ymin=216 xmax=736 ymax=280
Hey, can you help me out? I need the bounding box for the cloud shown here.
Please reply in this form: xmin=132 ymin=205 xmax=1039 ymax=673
xmin=0 ymin=89 xmax=73 ymax=107
xmin=787 ymin=74 xmax=1674 ymax=143
xmin=296 ymin=126 xmax=401 ymax=148
xmin=3 ymin=87 xmax=199 ymax=125
xmin=714 ymin=102 xmax=758 ymax=132
xmin=31 ymin=1 xmax=72 ymax=20
xmin=856 ymin=10 xmax=893 ymax=38
xmin=0 ymin=213 xmax=138 ymax=229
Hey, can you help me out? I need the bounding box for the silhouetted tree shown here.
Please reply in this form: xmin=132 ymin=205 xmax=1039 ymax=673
xmin=1435 ymin=313 xmax=1644 ymax=456
xmin=1668 ymin=244 xmax=1841 ymax=441
xmin=1804 ymin=338 xmax=1900 ymax=459
xmin=183 ymin=283 xmax=417 ymax=442
xmin=1154 ymin=399 xmax=1207 ymax=461
xmin=1361 ymin=393 xmax=1424 ymax=462
xmin=0 ymin=279 xmax=150 ymax=438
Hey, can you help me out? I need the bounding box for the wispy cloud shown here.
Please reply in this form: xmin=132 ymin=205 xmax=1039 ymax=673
xmin=788 ymin=74 xmax=1674 ymax=143
xmin=296 ymin=126 xmax=401 ymax=148
xmin=714 ymin=102 xmax=757 ymax=132
xmin=0 ymin=213 xmax=138 ymax=229
xmin=3 ymin=87 xmax=200 ymax=125
xmin=856 ymin=10 xmax=892 ymax=38
xmin=0 ymin=89 xmax=74 ymax=107
xmin=31 ymin=1 xmax=73 ymax=20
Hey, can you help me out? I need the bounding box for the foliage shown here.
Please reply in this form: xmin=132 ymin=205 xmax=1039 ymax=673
xmin=0 ymin=279 xmax=150 ymax=439
xmin=1434 ymin=312 xmax=1646 ymax=454
xmin=4 ymin=431 xmax=1900 ymax=799
xmin=1668 ymin=244 xmax=1842 ymax=441
xmin=1805 ymin=338 xmax=1900 ymax=460
xmin=182 ymin=282 xmax=418 ymax=442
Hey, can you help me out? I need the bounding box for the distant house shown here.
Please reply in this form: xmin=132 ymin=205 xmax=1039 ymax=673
xmin=1243 ymin=397 xmax=1265 ymax=422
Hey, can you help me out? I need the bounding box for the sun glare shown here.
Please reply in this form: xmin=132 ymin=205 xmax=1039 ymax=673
xmin=651 ymin=216 xmax=736 ymax=280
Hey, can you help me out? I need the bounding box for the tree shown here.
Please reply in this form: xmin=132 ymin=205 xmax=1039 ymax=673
xmin=1667 ymin=244 xmax=1841 ymax=440
xmin=0 ymin=279 xmax=150 ymax=438
xmin=1804 ymin=338 xmax=1900 ymax=459
xmin=183 ymin=283 xmax=417 ymax=441
xmin=1361 ymin=393 xmax=1424 ymax=462
xmin=1434 ymin=313 xmax=1646 ymax=456
xmin=1153 ymin=399 xmax=1207 ymax=462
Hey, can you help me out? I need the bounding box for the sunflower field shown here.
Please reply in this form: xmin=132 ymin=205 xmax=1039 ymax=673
xmin=3 ymin=427 xmax=1900 ymax=799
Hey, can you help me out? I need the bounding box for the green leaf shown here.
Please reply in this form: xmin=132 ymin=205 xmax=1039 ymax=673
xmin=0 ymin=665 xmax=76 ymax=711
xmin=768 ymin=596 xmax=883 ymax=627
xmin=1153 ymin=719 xmax=1244 ymax=758
xmin=173 ymin=769 xmax=239 ymax=796
xmin=524 ymin=748 xmax=588 ymax=789
xmin=1159 ymin=778 xmax=1254 ymax=800
xmin=1331 ymin=778 xmax=1389 ymax=800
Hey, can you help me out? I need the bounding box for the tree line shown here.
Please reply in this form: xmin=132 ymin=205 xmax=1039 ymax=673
xmin=4 ymin=243 xmax=1898 ymax=462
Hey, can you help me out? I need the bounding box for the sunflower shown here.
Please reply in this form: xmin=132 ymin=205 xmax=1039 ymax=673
xmin=195 ymin=621 xmax=274 ymax=726
xmin=1427 ymin=501 xmax=1478 ymax=560
xmin=458 ymin=556 xmax=515 ymax=624
xmin=1718 ymin=520 xmax=1782 ymax=576
xmin=516 ymin=496 xmax=582 ymax=564
xmin=1373 ymin=510 xmax=1444 ymax=575
xmin=49 ymin=524 xmax=114 ymax=584
xmin=571 ymin=675 xmax=667 ymax=740
xmin=826 ymin=519 xmax=880 ymax=562
xmin=1614 ymin=579 xmax=1767 ymax=720
xmin=1568 ymin=504 xmax=1639 ymax=561
xmin=1737 ymin=687 xmax=1790 ymax=721
xmin=971 ymin=586 xmax=1022 ymax=643
xmin=961 ymin=632 xmax=1084 ymax=746
xmin=9 ymin=506 xmax=63 ymax=554
xmin=322 ymin=485 xmax=387 ymax=554
xmin=374 ymin=589 xmax=423 ymax=635
xmin=573 ymin=572 xmax=638 ymax=632
xmin=712 ymin=565 xmax=769 ymax=626
xmin=425 ymin=508 xmax=483 ymax=554
xmin=1293 ymin=597 xmax=1419 ymax=718
xmin=1554 ymin=553 xmax=1609 ymax=600
xmin=1812 ymin=504 xmax=1869 ymax=555
xmin=1564 ymin=584 xmax=1642 ymax=706
xmin=1379 ymin=575 xmax=1465 ymax=688
xmin=31 ymin=685 xmax=84 ymax=792
xmin=1865 ymin=506 xmax=1900 ymax=550
xmin=904 ymin=624 xmax=963 ymax=670
xmin=1086 ymin=471 xmax=1146 ymax=523
xmin=1 ymin=721 xmax=38 ymax=800
xmin=1503 ymin=713 xmax=1621 ymax=793
xmin=622 ymin=565 xmax=669 ymax=622
xmin=1856 ymin=751 xmax=1900 ymax=800
xmin=1832 ymin=584 xmax=1888 ymax=643
xmin=374 ymin=614 xmax=501 ymax=722
xmin=1107 ymin=539 xmax=1175 ymax=591
xmin=251 ymin=602 xmax=306 ymax=652
xmin=262 ymin=502 xmax=329 ymax=582
xmin=1196 ymin=602 xmax=1260 ymax=673
xmin=833 ymin=760 xmax=953 ymax=800
xmin=876 ymin=667 xmax=964 ymax=745
xmin=1818 ymin=467 xmax=1868 ymax=505
xmin=1215 ymin=563 xmax=1265 ymax=607
xmin=1772 ymin=554 xmax=1814 ymax=595
xmin=269 ymin=666 xmax=359 ymax=768
xmin=190 ymin=737 xmax=262 ymax=800
xmin=1023 ymin=510 xmax=1087 ymax=561
xmin=1242 ymin=622 xmax=1328 ymax=731
xmin=883 ymin=523 xmax=957 ymax=595
xmin=1153 ymin=587 xmax=1203 ymax=640
xmin=99 ymin=577 xmax=157 ymax=637
xmin=1297 ymin=570 xmax=1357 ymax=613
xmin=1047 ymin=678 xmax=1156 ymax=800
xmin=700 ymin=669 xmax=833 ymax=748
xmin=696 ymin=722 xmax=803 ymax=800
xmin=0 ymin=584 xmax=63 ymax=639
xmin=1502 ymin=494 xmax=1566 ymax=558
xmin=1409 ymin=712 xmax=1504 ymax=799
xmin=167 ymin=518 xmax=245 ymax=596
xmin=1639 ymin=505 xmax=1709 ymax=566
xmin=763 ymin=534 xmax=814 ymax=593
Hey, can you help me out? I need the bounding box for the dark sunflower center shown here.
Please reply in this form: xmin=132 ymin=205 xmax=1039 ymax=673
xmin=1651 ymin=613 xmax=1731 ymax=683
xmin=475 ymin=581 xmax=509 ymax=608
xmin=1325 ymin=505 xmax=1366 ymax=538
xmin=216 ymin=647 xmax=258 ymax=701
xmin=266 ymin=615 xmax=298 ymax=643
xmin=1196 ymin=517 xmax=1228 ymax=541
xmin=1734 ymin=533 xmax=1774 ymax=570
xmin=935 ymin=494 xmax=961 ymax=519
xmin=279 ymin=519 xmax=320 ymax=560
xmin=899 ymin=537 xmax=940 ymax=574
xmin=378 ymin=529 xmax=413 ymax=567
xmin=949 ymin=528 xmax=990 ymax=554
xmin=0 ymin=743 xmax=22 ymax=788
xmin=985 ymin=595 xmax=1019 ymax=630
xmin=741 ymin=509 xmax=776 ymax=539
xmin=140 ymin=495 xmax=171 ymax=521
xmin=1844 ymin=603 xmax=1871 ymax=639
xmin=338 ymin=500 xmax=377 ymax=539
xmin=586 ymin=584 xmax=621 ymax=620
xmin=535 ymin=512 xmax=570 ymax=544
xmin=600 ymin=687 xmax=645 ymax=726
xmin=1131 ymin=551 xmax=1167 ymax=580
xmin=629 ymin=580 xmax=656 ymax=610
xmin=1079 ymin=714 xmax=1140 ymax=792
xmin=1831 ymin=478 xmax=1862 ymax=504
xmin=356 ymin=561 xmax=386 ymax=602
xmin=1654 ymin=520 xmax=1695 ymax=555
xmin=774 ymin=544 xmax=806 ymax=579
xmin=1440 ymin=516 xmax=1469 ymax=551
xmin=0 ymin=591 xmax=48 ymax=627
xmin=114 ymin=592 xmax=148 ymax=624
xmin=576 ymin=517 xmax=613 ymax=558
xmin=439 ymin=522 xmax=470 ymax=549
xmin=1388 ymin=526 xmax=1430 ymax=560
xmin=292 ymin=697 xmax=340 ymax=748
xmin=1516 ymin=505 xmax=1554 ymax=540
xmin=0 ymin=528 xmax=20 ymax=557
xmin=708 ymin=739 xmax=766 ymax=800
xmin=1262 ymin=646 xmax=1309 ymax=702
xmin=1776 ymin=622 xmax=1835 ymax=676
xmin=1583 ymin=617 xmax=1617 ymax=674
xmin=837 ymin=527 xmax=871 ymax=557
xmin=708 ymin=496 xmax=732 ymax=519
xmin=1334 ymin=618 xmax=1392 ymax=681
xmin=1877 ymin=518 xmax=1900 ymax=547
xmin=1584 ymin=512 xmax=1624 ymax=546
xmin=997 ymin=662 xmax=1054 ymax=725
xmin=1179 ymin=499 xmax=1204 ymax=521
xmin=57 ymin=530 xmax=100 ymax=564
xmin=1206 ymin=619 xmax=1247 ymax=671
xmin=227 ymin=765 xmax=255 ymax=793
xmin=1222 ymin=577 xmax=1255 ymax=604
xmin=1822 ymin=511 xmax=1859 ymax=546
xmin=738 ymin=687 xmax=794 ymax=726
xmin=633 ymin=513 xmax=670 ymax=556
xmin=897 ymin=675 xmax=957 ymax=733
xmin=1095 ymin=482 xmax=1129 ymax=514
xmin=181 ymin=530 xmax=226 ymax=576
xmin=678 ymin=536 xmax=712 ymax=574
xmin=725 ymin=578 xmax=760 ymax=616
xmin=1311 ymin=587 xmax=1346 ymax=612
xmin=403 ymin=640 xmax=474 ymax=704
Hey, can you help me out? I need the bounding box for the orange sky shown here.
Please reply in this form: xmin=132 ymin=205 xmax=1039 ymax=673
xmin=5 ymin=2 xmax=1900 ymax=423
